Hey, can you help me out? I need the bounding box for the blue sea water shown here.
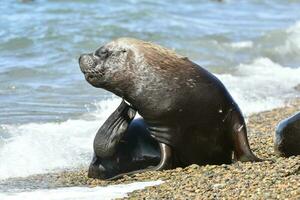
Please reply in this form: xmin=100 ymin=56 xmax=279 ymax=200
xmin=0 ymin=0 xmax=300 ymax=199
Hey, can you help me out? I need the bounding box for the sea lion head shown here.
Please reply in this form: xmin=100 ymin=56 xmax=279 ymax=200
xmin=79 ymin=37 xmax=193 ymax=118
xmin=79 ymin=38 xmax=143 ymax=97
xmin=79 ymin=38 xmax=187 ymax=99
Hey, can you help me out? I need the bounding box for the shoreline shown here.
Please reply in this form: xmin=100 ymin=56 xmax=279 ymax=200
xmin=1 ymin=98 xmax=299 ymax=199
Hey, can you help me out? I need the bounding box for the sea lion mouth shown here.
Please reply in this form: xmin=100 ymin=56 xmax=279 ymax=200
xmin=79 ymin=53 xmax=105 ymax=81
xmin=82 ymin=68 xmax=105 ymax=77
xmin=83 ymin=69 xmax=105 ymax=81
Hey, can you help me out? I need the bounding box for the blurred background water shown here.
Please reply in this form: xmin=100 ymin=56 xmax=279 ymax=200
xmin=0 ymin=0 xmax=300 ymax=194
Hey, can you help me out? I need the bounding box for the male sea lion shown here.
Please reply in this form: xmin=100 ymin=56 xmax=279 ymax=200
xmin=274 ymin=111 xmax=300 ymax=157
xmin=79 ymin=38 xmax=260 ymax=180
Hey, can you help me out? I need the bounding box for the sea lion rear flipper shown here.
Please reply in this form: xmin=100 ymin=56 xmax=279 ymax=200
xmin=107 ymin=143 xmax=172 ymax=180
xmin=230 ymin=109 xmax=261 ymax=162
xmin=93 ymin=99 xmax=136 ymax=158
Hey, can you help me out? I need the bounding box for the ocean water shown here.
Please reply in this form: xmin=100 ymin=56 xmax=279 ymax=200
xmin=1 ymin=0 xmax=300 ymax=199
xmin=0 ymin=181 xmax=163 ymax=200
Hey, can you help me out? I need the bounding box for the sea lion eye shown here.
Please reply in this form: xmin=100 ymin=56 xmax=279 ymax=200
xmin=95 ymin=48 xmax=109 ymax=59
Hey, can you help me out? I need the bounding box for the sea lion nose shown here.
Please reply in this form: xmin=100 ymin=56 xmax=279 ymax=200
xmin=79 ymin=54 xmax=95 ymax=72
xmin=79 ymin=54 xmax=89 ymax=65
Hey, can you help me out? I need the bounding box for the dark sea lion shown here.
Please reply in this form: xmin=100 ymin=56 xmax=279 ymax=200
xmin=274 ymin=111 xmax=300 ymax=157
xmin=79 ymin=37 xmax=260 ymax=180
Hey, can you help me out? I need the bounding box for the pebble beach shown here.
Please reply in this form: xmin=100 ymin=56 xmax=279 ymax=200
xmin=2 ymin=98 xmax=299 ymax=199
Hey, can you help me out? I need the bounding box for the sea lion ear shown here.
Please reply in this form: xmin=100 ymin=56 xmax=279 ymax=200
xmin=181 ymin=56 xmax=189 ymax=61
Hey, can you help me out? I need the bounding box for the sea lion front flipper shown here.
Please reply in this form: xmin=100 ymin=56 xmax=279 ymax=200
xmin=93 ymin=99 xmax=136 ymax=158
xmin=230 ymin=109 xmax=262 ymax=162
xmin=88 ymin=100 xmax=136 ymax=179
xmin=107 ymin=143 xmax=172 ymax=180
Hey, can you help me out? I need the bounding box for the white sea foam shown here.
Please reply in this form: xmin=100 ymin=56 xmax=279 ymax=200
xmin=0 ymin=98 xmax=122 ymax=180
xmin=275 ymin=21 xmax=300 ymax=55
xmin=0 ymin=180 xmax=163 ymax=200
xmin=229 ymin=41 xmax=253 ymax=49
xmin=218 ymin=57 xmax=300 ymax=115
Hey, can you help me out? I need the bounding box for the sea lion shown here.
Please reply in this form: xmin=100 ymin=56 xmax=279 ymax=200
xmin=79 ymin=37 xmax=260 ymax=180
xmin=274 ymin=111 xmax=300 ymax=157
